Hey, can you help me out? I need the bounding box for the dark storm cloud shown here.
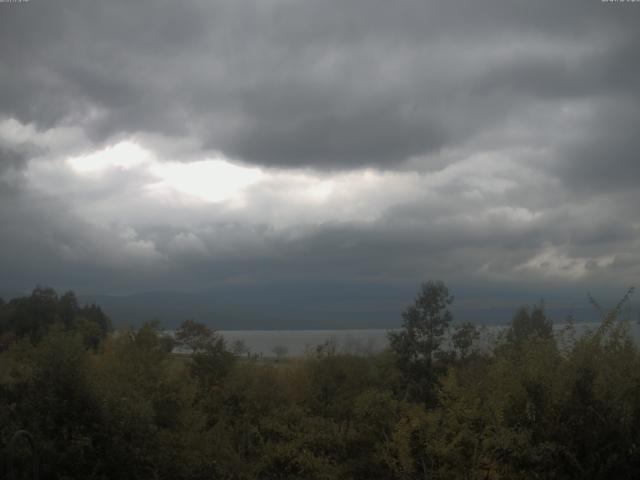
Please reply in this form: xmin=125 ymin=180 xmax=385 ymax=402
xmin=1 ymin=0 xmax=640 ymax=304
xmin=0 ymin=136 xmax=38 ymax=196
xmin=230 ymin=104 xmax=447 ymax=168
xmin=556 ymin=98 xmax=640 ymax=191
xmin=0 ymin=146 xmax=27 ymax=191
xmin=1 ymin=0 xmax=637 ymax=170
xmin=0 ymin=146 xmax=26 ymax=171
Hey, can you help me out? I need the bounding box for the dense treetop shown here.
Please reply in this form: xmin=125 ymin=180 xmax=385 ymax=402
xmin=1 ymin=284 xmax=639 ymax=479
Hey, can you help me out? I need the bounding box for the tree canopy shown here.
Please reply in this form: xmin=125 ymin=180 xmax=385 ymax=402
xmin=2 ymin=284 xmax=640 ymax=479
xmin=388 ymin=280 xmax=454 ymax=404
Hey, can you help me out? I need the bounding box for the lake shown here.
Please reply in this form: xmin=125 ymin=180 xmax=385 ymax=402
xmin=217 ymin=321 xmax=640 ymax=357
xmin=219 ymin=329 xmax=390 ymax=357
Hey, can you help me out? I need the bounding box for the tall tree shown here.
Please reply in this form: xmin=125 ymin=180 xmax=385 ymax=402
xmin=451 ymin=321 xmax=480 ymax=361
xmin=389 ymin=280 xmax=453 ymax=404
xmin=506 ymin=304 xmax=552 ymax=347
xmin=175 ymin=319 xmax=214 ymax=354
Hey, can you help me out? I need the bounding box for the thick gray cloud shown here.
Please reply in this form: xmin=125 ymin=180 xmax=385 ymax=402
xmin=1 ymin=0 xmax=639 ymax=322
xmin=1 ymin=0 xmax=638 ymax=170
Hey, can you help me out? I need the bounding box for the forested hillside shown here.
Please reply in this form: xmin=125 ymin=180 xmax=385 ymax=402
xmin=1 ymin=283 xmax=639 ymax=479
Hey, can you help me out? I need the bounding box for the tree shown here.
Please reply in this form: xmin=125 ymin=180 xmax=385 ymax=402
xmin=451 ymin=322 xmax=480 ymax=361
xmin=506 ymin=304 xmax=552 ymax=347
xmin=191 ymin=337 xmax=235 ymax=391
xmin=5 ymin=326 xmax=104 ymax=479
xmin=78 ymin=303 xmax=112 ymax=337
xmin=0 ymin=288 xmax=111 ymax=347
xmin=271 ymin=345 xmax=288 ymax=362
xmin=175 ymin=319 xmax=214 ymax=354
xmin=231 ymin=339 xmax=249 ymax=357
xmin=59 ymin=290 xmax=79 ymax=328
xmin=388 ymin=280 xmax=454 ymax=404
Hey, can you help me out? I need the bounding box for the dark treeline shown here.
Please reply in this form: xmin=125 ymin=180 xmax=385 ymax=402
xmin=1 ymin=282 xmax=640 ymax=479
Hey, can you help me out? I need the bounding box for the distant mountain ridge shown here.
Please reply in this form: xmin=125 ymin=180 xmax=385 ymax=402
xmin=78 ymin=287 xmax=404 ymax=330
xmin=3 ymin=285 xmax=632 ymax=330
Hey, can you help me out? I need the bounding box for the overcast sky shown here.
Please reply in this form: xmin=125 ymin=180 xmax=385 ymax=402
xmin=1 ymin=1 xmax=639 ymax=317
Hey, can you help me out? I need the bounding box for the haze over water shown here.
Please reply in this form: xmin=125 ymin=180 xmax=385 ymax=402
xmin=219 ymin=321 xmax=640 ymax=357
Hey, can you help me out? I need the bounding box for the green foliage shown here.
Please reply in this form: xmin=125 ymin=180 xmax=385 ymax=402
xmin=190 ymin=336 xmax=236 ymax=392
xmin=2 ymin=328 xmax=102 ymax=479
xmin=451 ymin=321 xmax=481 ymax=361
xmin=506 ymin=303 xmax=553 ymax=347
xmin=175 ymin=318 xmax=214 ymax=354
xmin=2 ymin=284 xmax=640 ymax=479
xmin=0 ymin=287 xmax=111 ymax=349
xmin=388 ymin=280 xmax=454 ymax=404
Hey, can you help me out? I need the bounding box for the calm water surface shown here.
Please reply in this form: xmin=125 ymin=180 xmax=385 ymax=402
xmin=218 ymin=322 xmax=640 ymax=357
xmin=220 ymin=329 xmax=389 ymax=356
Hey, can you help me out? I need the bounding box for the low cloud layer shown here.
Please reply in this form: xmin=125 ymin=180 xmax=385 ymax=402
xmin=1 ymin=1 xmax=639 ymax=315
